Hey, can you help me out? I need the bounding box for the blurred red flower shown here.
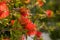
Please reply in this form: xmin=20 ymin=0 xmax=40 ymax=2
xmin=19 ymin=16 xmax=32 ymax=25
xmin=11 ymin=20 xmax=15 ymax=25
xmin=20 ymin=7 xmax=30 ymax=17
xmin=0 ymin=1 xmax=9 ymax=19
xmin=27 ymin=30 xmax=37 ymax=36
xmin=36 ymin=0 xmax=44 ymax=7
xmin=36 ymin=31 xmax=42 ymax=37
xmin=25 ymin=22 xmax=36 ymax=31
xmin=46 ymin=10 xmax=53 ymax=18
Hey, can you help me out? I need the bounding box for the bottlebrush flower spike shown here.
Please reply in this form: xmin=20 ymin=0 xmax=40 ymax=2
xmin=46 ymin=10 xmax=53 ymax=18
xmin=11 ymin=20 xmax=15 ymax=25
xmin=20 ymin=7 xmax=30 ymax=17
xmin=36 ymin=0 xmax=44 ymax=7
xmin=27 ymin=30 xmax=37 ymax=36
xmin=36 ymin=31 xmax=42 ymax=37
xmin=25 ymin=22 xmax=37 ymax=31
xmin=38 ymin=1 xmax=44 ymax=7
xmin=0 ymin=1 xmax=9 ymax=19
xmin=19 ymin=16 xmax=32 ymax=25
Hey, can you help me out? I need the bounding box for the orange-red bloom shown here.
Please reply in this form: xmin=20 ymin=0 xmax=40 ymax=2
xmin=11 ymin=20 xmax=15 ymax=25
xmin=36 ymin=31 xmax=42 ymax=37
xmin=27 ymin=30 xmax=37 ymax=36
xmin=36 ymin=0 xmax=44 ymax=7
xmin=19 ymin=16 xmax=32 ymax=25
xmin=0 ymin=1 xmax=9 ymax=19
xmin=46 ymin=10 xmax=53 ymax=18
xmin=19 ymin=7 xmax=37 ymax=36
xmin=25 ymin=22 xmax=36 ymax=31
xmin=20 ymin=7 xmax=30 ymax=17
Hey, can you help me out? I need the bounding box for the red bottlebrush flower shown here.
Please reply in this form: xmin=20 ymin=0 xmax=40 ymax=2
xmin=27 ymin=30 xmax=37 ymax=36
xmin=36 ymin=31 xmax=42 ymax=37
xmin=20 ymin=7 xmax=30 ymax=17
xmin=11 ymin=20 xmax=15 ymax=25
xmin=39 ymin=1 xmax=44 ymax=7
xmin=46 ymin=10 xmax=53 ymax=18
xmin=0 ymin=1 xmax=9 ymax=19
xmin=25 ymin=22 xmax=36 ymax=31
xmin=36 ymin=0 xmax=44 ymax=7
xmin=19 ymin=16 xmax=32 ymax=25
